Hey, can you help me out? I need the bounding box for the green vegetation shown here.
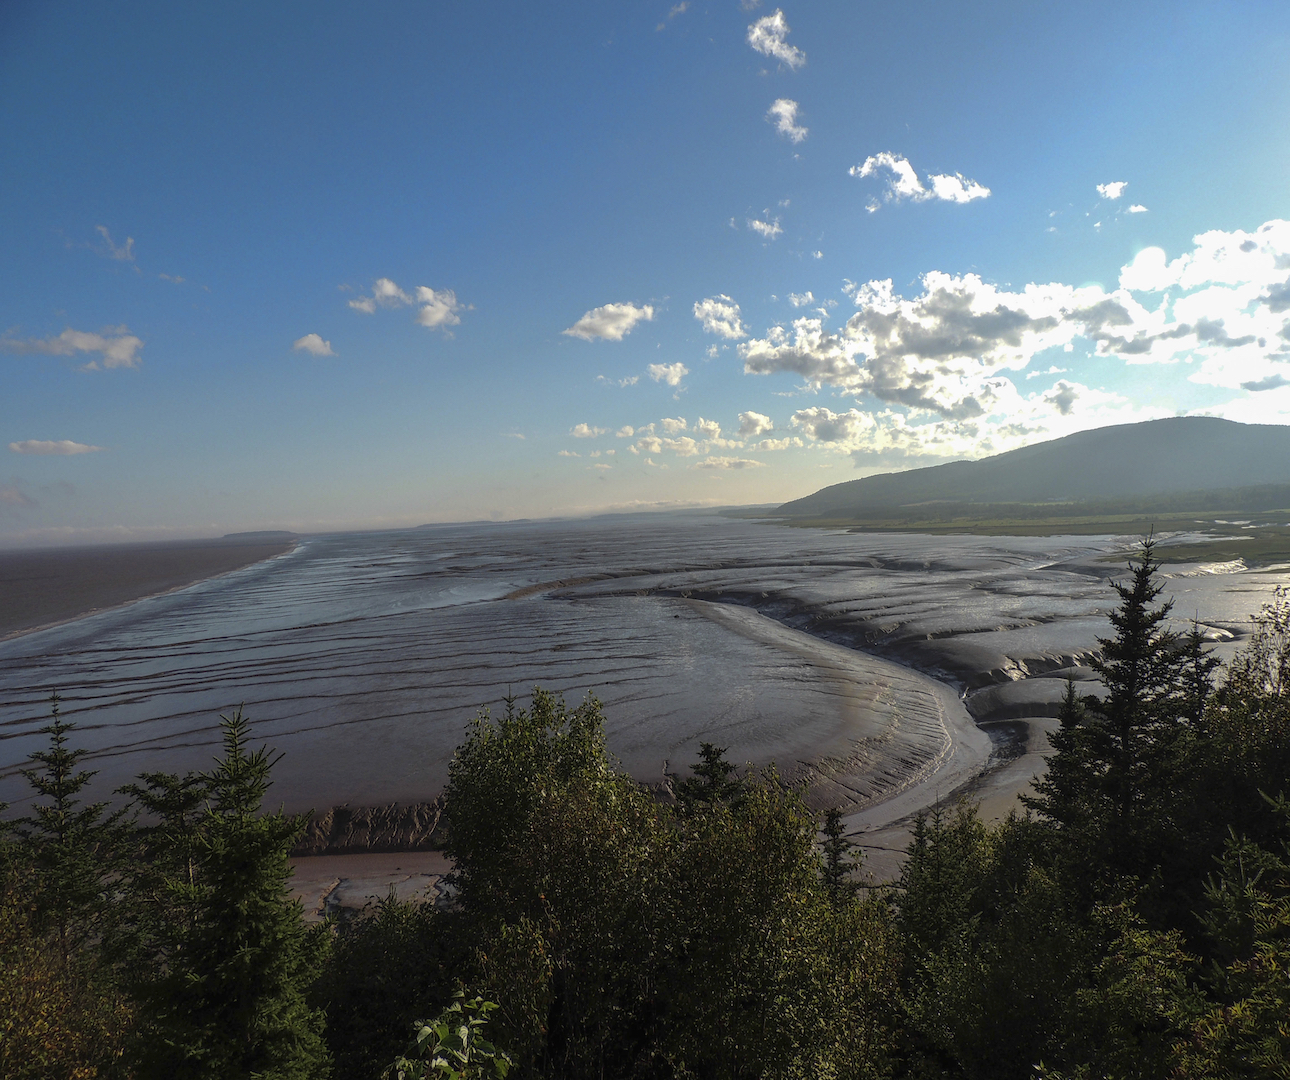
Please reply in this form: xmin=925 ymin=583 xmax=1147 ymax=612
xmin=4 ymin=539 xmax=1290 ymax=1077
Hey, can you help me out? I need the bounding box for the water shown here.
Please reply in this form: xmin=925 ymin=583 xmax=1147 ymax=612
xmin=2 ymin=511 xmax=1283 ymax=814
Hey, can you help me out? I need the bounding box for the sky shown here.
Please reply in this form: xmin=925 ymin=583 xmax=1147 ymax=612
xmin=3 ymin=1 xmax=1290 ymax=546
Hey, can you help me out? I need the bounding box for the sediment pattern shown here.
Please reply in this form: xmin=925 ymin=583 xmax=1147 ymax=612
xmin=1 ymin=513 xmax=1282 ymax=821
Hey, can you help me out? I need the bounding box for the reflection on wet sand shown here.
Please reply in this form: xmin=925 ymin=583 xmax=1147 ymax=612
xmin=2 ymin=512 xmax=1286 ymax=867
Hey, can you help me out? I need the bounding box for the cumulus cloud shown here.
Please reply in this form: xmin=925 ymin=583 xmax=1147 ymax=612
xmin=571 ymin=423 xmax=606 ymax=438
xmin=1127 ymin=204 xmax=1149 ymax=214
xmin=740 ymin=264 xmax=1210 ymax=420
xmin=790 ymin=407 xmax=874 ymax=444
xmin=9 ymin=440 xmax=105 ymax=455
xmin=349 ymin=277 xmax=411 ymax=312
xmin=1026 ymin=365 xmax=1068 ymax=380
xmin=738 ymin=411 xmax=774 ymax=437
xmin=693 ymin=417 xmax=722 ymax=440
xmin=660 ymin=416 xmax=687 ymax=434
xmin=348 ymin=278 xmax=465 ymax=331
xmin=695 ymin=456 xmax=765 ymax=469
xmin=293 ymin=333 xmax=335 ymax=357
xmin=747 ymin=217 xmax=783 ymax=240
xmin=649 ymin=362 xmax=689 ymax=386
xmin=615 ymin=425 xmax=635 ymax=437
xmin=1242 ymin=374 xmax=1289 ymax=392
xmin=95 ymin=225 xmax=134 ymax=261
xmin=787 ymin=292 xmax=814 ymax=307
xmin=850 ymin=152 xmax=990 ymax=209
xmin=694 ymin=295 xmax=746 ymax=339
xmin=414 ymin=287 xmax=465 ymax=330
xmin=729 ymin=220 xmax=1290 ymax=462
xmin=1097 ymin=181 xmax=1128 ymax=200
xmin=563 ymin=302 xmax=654 ymax=342
xmin=766 ymin=98 xmax=807 ymax=143
xmin=752 ymin=436 xmax=800 ymax=451
xmin=2 ymin=326 xmax=144 ymax=370
xmin=558 ymin=449 xmax=580 ymax=457
xmin=747 ymin=8 xmax=805 ymax=68
xmin=1043 ymin=380 xmax=1080 ymax=415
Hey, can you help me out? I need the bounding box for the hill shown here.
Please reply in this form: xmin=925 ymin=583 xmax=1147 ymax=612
xmin=775 ymin=417 xmax=1290 ymax=520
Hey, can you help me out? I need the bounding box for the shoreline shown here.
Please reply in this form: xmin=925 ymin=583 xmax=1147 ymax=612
xmin=0 ymin=536 xmax=300 ymax=642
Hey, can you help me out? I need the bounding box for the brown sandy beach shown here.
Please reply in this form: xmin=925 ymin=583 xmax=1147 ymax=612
xmin=0 ymin=534 xmax=298 ymax=640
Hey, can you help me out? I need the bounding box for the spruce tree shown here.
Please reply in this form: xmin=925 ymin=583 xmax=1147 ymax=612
xmin=1028 ymin=538 xmax=1191 ymax=886
xmin=1086 ymin=537 xmax=1191 ymax=875
xmin=131 ymin=708 xmax=330 ymax=1080
xmin=1022 ymin=678 xmax=1094 ymax=839
xmin=16 ymin=692 xmax=129 ymax=963
xmin=820 ymin=808 xmax=861 ymax=907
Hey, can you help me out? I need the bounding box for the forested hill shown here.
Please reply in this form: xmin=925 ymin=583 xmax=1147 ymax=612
xmin=776 ymin=416 xmax=1290 ymax=519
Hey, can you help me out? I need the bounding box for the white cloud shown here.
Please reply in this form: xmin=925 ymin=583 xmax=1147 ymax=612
xmin=695 ymin=456 xmax=765 ymax=470
xmin=1097 ymin=181 xmax=1128 ymax=200
xmin=660 ymin=416 xmax=687 ymax=434
xmin=2 ymin=326 xmax=144 ymax=370
xmin=414 ymin=286 xmax=465 ymax=330
xmin=9 ymin=439 xmax=105 ymax=455
xmin=596 ymin=374 xmax=640 ymax=387
xmin=747 ymin=216 xmax=782 ymax=240
xmin=729 ymin=219 xmax=1290 ymax=464
xmin=791 ymin=406 xmax=874 ymax=444
xmin=571 ymin=423 xmax=606 ymax=438
xmin=1127 ymin=204 xmax=1149 ymax=214
xmin=694 ymin=295 xmax=746 ymax=339
xmin=95 ymin=225 xmax=134 ymax=261
xmin=850 ymin=152 xmax=990 ymax=208
xmin=615 ymin=425 xmax=635 ymax=437
xmin=649 ymin=362 xmax=689 ymax=386
xmin=563 ymin=302 xmax=655 ymax=342
xmin=558 ymin=449 xmax=580 ymax=457
xmin=788 ymin=291 xmax=814 ymax=307
xmin=693 ymin=417 xmax=721 ymax=440
xmin=348 ymin=278 xmax=465 ymax=331
xmin=766 ymin=98 xmax=807 ymax=143
xmin=752 ymin=436 xmax=800 ymax=451
xmin=349 ymin=277 xmax=411 ymax=312
xmin=747 ymin=9 xmax=805 ymax=68
xmin=592 ymin=463 xmax=612 ymax=471
xmin=293 ymin=333 xmax=335 ymax=357
xmin=811 ymin=250 xmax=823 ymax=259
xmin=738 ymin=410 xmax=774 ymax=437
xmin=740 ymin=271 xmax=1167 ymax=420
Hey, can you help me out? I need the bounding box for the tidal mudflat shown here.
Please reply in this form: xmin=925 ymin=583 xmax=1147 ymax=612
xmin=2 ymin=512 xmax=1285 ymax=835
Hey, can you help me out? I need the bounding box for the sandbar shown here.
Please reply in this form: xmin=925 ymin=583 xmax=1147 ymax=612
xmin=0 ymin=535 xmax=297 ymax=640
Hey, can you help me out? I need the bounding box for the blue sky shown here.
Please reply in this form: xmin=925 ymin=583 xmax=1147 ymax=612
xmin=3 ymin=1 xmax=1289 ymax=544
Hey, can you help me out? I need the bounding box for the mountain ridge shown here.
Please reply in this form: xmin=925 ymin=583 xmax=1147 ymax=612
xmin=776 ymin=417 xmax=1290 ymax=519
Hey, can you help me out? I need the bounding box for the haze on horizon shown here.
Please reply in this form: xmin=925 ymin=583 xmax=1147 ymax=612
xmin=2 ymin=1 xmax=1289 ymax=548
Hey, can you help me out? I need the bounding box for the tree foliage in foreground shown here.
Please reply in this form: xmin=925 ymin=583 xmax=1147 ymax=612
xmin=7 ymin=543 xmax=1290 ymax=1079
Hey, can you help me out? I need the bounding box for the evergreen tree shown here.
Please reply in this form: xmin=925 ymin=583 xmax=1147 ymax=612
xmin=16 ymin=692 xmax=129 ymax=963
xmin=674 ymin=741 xmax=744 ymax=812
xmin=130 ymin=708 xmax=330 ymax=1080
xmin=1023 ymin=678 xmax=1094 ymax=839
xmin=820 ymin=808 xmax=860 ymax=907
xmin=1180 ymin=617 xmax=1221 ymax=725
xmin=1030 ymin=538 xmax=1191 ymax=881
